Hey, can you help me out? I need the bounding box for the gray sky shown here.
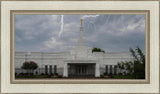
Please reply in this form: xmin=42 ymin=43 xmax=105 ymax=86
xmin=15 ymin=14 xmax=145 ymax=53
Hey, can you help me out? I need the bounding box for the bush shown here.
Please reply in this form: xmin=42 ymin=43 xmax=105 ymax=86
xmin=100 ymin=74 xmax=104 ymax=78
xmin=118 ymin=73 xmax=122 ymax=75
xmin=47 ymin=74 xmax=53 ymax=78
xmin=35 ymin=71 xmax=38 ymax=75
xmin=41 ymin=73 xmax=44 ymax=75
xmin=24 ymin=73 xmax=29 ymax=75
xmin=113 ymin=75 xmax=135 ymax=79
xmin=103 ymin=73 xmax=108 ymax=76
xmin=58 ymin=75 xmax=62 ymax=78
xmin=54 ymin=73 xmax=58 ymax=76
xmin=19 ymin=73 xmax=24 ymax=75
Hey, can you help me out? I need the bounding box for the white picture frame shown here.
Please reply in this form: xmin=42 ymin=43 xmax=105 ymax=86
xmin=0 ymin=0 xmax=159 ymax=94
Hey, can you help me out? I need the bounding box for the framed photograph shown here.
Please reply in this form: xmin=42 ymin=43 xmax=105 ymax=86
xmin=0 ymin=0 xmax=159 ymax=94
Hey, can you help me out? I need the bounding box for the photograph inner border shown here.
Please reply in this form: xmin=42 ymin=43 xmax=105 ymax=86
xmin=10 ymin=10 xmax=150 ymax=84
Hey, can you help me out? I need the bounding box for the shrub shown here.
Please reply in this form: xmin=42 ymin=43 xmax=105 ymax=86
xmin=35 ymin=71 xmax=38 ymax=75
xmin=100 ymin=74 xmax=104 ymax=78
xmin=103 ymin=73 xmax=108 ymax=76
xmin=54 ymin=73 xmax=58 ymax=76
xmin=47 ymin=74 xmax=52 ymax=78
xmin=58 ymin=75 xmax=62 ymax=78
xmin=41 ymin=73 xmax=44 ymax=75
xmin=118 ymin=73 xmax=122 ymax=75
xmin=19 ymin=73 xmax=24 ymax=75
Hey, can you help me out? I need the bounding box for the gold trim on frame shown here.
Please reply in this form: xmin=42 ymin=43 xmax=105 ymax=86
xmin=10 ymin=10 xmax=150 ymax=84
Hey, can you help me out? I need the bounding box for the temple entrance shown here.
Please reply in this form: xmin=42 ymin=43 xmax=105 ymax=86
xmin=68 ymin=63 xmax=95 ymax=77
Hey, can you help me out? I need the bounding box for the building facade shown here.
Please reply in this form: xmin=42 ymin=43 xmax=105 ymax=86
xmin=15 ymin=19 xmax=134 ymax=77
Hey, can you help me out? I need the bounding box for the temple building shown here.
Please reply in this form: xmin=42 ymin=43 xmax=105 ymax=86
xmin=15 ymin=19 xmax=133 ymax=77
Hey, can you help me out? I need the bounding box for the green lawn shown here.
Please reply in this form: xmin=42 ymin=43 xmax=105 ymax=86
xmin=15 ymin=75 xmax=63 ymax=78
xmin=112 ymin=75 xmax=135 ymax=79
xmin=16 ymin=75 xmax=49 ymax=78
xmin=15 ymin=75 xmax=136 ymax=79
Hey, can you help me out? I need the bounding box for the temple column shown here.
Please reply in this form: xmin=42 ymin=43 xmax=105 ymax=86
xmin=95 ymin=63 xmax=100 ymax=77
xmin=48 ymin=65 xmax=50 ymax=74
xmin=63 ymin=63 xmax=68 ymax=77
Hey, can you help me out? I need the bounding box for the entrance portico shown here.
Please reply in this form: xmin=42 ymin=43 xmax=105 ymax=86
xmin=63 ymin=60 xmax=100 ymax=77
xmin=68 ymin=63 xmax=95 ymax=77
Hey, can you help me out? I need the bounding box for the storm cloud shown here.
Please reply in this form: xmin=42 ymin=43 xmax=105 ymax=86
xmin=15 ymin=14 xmax=145 ymax=53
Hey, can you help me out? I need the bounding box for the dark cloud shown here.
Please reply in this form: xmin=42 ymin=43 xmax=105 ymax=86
xmin=15 ymin=14 xmax=145 ymax=53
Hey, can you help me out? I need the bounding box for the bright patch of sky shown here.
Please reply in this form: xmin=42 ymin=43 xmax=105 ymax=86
xmin=15 ymin=15 xmax=145 ymax=53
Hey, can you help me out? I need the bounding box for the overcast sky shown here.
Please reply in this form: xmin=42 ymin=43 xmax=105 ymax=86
xmin=15 ymin=14 xmax=145 ymax=53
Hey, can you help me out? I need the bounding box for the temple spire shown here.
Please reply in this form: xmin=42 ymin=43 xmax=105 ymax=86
xmin=78 ymin=19 xmax=84 ymax=46
xmin=81 ymin=19 xmax=83 ymax=26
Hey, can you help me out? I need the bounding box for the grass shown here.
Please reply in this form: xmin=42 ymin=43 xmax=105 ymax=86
xmin=15 ymin=74 xmax=63 ymax=79
xmin=112 ymin=75 xmax=135 ymax=79
xmin=15 ymin=75 xmax=137 ymax=79
xmin=100 ymin=74 xmax=136 ymax=79
xmin=16 ymin=75 xmax=50 ymax=78
xmin=34 ymin=75 xmax=48 ymax=78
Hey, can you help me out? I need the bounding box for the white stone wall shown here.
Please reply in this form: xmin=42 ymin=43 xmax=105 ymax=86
xmin=15 ymin=51 xmax=133 ymax=76
xmin=15 ymin=52 xmax=70 ymax=75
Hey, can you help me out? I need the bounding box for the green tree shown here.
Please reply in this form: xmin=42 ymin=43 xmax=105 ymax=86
xmin=117 ymin=47 xmax=145 ymax=79
xmin=122 ymin=61 xmax=134 ymax=75
xmin=118 ymin=61 xmax=133 ymax=75
xmin=130 ymin=47 xmax=145 ymax=79
xmin=21 ymin=61 xmax=38 ymax=75
xmin=117 ymin=62 xmax=124 ymax=75
xmin=117 ymin=62 xmax=122 ymax=73
xmin=92 ymin=47 xmax=105 ymax=53
xmin=125 ymin=61 xmax=134 ymax=75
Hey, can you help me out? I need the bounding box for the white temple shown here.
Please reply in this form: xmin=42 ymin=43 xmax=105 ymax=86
xmin=15 ymin=19 xmax=134 ymax=77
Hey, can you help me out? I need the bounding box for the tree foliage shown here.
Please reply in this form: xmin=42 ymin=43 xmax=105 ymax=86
xmin=92 ymin=47 xmax=105 ymax=53
xmin=21 ymin=61 xmax=38 ymax=75
xmin=117 ymin=47 xmax=145 ymax=79
xmin=130 ymin=47 xmax=145 ymax=79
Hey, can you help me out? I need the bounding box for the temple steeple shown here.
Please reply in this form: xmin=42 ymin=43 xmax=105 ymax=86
xmin=81 ymin=19 xmax=83 ymax=25
xmin=78 ymin=19 xmax=85 ymax=46
xmin=70 ymin=19 xmax=92 ymax=59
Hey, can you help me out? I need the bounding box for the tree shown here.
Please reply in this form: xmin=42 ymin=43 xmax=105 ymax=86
xmin=125 ymin=61 xmax=134 ymax=75
xmin=130 ymin=47 xmax=145 ymax=79
xmin=117 ymin=62 xmax=124 ymax=74
xmin=122 ymin=61 xmax=134 ymax=75
xmin=116 ymin=47 xmax=145 ymax=79
xmin=21 ymin=61 xmax=38 ymax=75
xmin=92 ymin=47 xmax=105 ymax=53
xmin=117 ymin=62 xmax=122 ymax=73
